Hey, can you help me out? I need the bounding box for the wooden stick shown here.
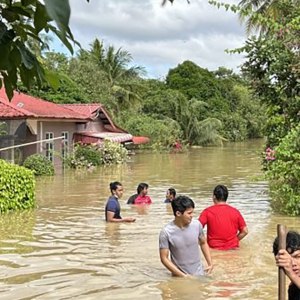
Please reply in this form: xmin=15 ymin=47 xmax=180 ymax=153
xmin=278 ymin=224 xmax=287 ymax=300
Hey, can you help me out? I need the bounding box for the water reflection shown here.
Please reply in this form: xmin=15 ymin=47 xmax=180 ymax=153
xmin=0 ymin=139 xmax=295 ymax=299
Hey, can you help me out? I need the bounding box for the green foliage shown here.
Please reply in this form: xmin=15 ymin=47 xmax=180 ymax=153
xmin=0 ymin=0 xmax=88 ymax=100
xmin=166 ymin=61 xmax=222 ymax=106
xmin=211 ymin=0 xmax=300 ymax=215
xmin=65 ymin=141 xmax=128 ymax=169
xmin=118 ymin=112 xmax=182 ymax=149
xmin=0 ymin=159 xmax=35 ymax=212
xmin=98 ymin=140 xmax=129 ymax=164
xmin=65 ymin=144 xmax=103 ymax=168
xmin=0 ymin=122 xmax=7 ymax=135
xmin=164 ymin=61 xmax=265 ymax=143
xmin=23 ymin=154 xmax=54 ymax=176
xmin=265 ymin=124 xmax=300 ymax=215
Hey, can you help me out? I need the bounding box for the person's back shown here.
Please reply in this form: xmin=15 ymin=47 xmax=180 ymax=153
xmin=199 ymin=185 xmax=248 ymax=250
xmin=127 ymin=194 xmax=138 ymax=204
xmin=200 ymin=204 xmax=245 ymax=250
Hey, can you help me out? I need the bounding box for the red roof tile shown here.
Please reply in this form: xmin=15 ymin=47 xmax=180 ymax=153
xmin=0 ymin=89 xmax=89 ymax=120
xmin=0 ymin=98 xmax=36 ymax=118
xmin=60 ymin=104 xmax=102 ymax=118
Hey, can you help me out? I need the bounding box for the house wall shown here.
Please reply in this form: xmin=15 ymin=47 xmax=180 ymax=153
xmin=77 ymin=117 xmax=105 ymax=133
xmin=37 ymin=121 xmax=78 ymax=167
xmin=23 ymin=127 xmax=37 ymax=160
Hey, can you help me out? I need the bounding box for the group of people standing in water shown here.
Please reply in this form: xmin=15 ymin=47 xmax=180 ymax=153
xmin=105 ymin=181 xmax=300 ymax=299
xmin=105 ymin=182 xmax=248 ymax=275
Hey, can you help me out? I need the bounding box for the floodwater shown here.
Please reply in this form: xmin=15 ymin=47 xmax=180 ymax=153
xmin=0 ymin=139 xmax=299 ymax=300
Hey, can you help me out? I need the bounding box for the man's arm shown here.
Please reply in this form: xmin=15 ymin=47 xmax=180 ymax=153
xmin=276 ymin=249 xmax=300 ymax=289
xmin=237 ymin=226 xmax=248 ymax=241
xmin=199 ymin=235 xmax=213 ymax=274
xmin=159 ymin=248 xmax=187 ymax=277
xmin=107 ymin=211 xmax=135 ymax=223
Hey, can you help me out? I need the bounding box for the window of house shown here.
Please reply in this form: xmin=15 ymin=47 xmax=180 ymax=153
xmin=61 ymin=131 xmax=69 ymax=159
xmin=45 ymin=132 xmax=54 ymax=162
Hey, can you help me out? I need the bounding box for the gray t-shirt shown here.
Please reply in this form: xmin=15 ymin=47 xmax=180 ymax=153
xmin=159 ymin=219 xmax=205 ymax=275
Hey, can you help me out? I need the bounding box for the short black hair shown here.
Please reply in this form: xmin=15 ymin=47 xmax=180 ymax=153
xmin=171 ymin=195 xmax=194 ymax=216
xmin=168 ymin=188 xmax=176 ymax=198
xmin=213 ymin=185 xmax=228 ymax=201
xmin=137 ymin=183 xmax=148 ymax=194
xmin=273 ymin=231 xmax=300 ymax=255
xmin=110 ymin=181 xmax=122 ymax=193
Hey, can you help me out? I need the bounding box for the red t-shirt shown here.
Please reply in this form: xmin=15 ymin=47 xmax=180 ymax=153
xmin=199 ymin=204 xmax=246 ymax=250
xmin=134 ymin=195 xmax=152 ymax=204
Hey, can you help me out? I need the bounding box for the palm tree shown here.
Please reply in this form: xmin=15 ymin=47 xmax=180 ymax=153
xmin=86 ymin=39 xmax=146 ymax=114
xmin=238 ymin=0 xmax=299 ymax=34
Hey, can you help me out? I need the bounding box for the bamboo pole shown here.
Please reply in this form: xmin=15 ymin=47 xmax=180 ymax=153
xmin=0 ymin=136 xmax=64 ymax=152
xmin=278 ymin=224 xmax=287 ymax=300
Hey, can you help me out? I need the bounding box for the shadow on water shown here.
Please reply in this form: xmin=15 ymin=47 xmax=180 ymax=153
xmin=0 ymin=139 xmax=299 ymax=299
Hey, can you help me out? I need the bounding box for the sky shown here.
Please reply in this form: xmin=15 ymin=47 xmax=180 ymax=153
xmin=51 ymin=0 xmax=247 ymax=79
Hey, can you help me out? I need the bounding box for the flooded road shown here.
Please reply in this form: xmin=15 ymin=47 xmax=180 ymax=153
xmin=0 ymin=139 xmax=299 ymax=299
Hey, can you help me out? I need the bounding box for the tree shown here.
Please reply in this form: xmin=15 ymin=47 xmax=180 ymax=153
xmin=0 ymin=0 xmax=89 ymax=100
xmin=82 ymin=39 xmax=146 ymax=114
xmin=238 ymin=0 xmax=300 ymax=34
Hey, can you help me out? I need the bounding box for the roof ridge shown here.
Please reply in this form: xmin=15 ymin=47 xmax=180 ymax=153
xmin=60 ymin=103 xmax=102 ymax=106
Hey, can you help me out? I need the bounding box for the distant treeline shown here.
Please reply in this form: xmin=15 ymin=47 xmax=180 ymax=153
xmin=22 ymin=39 xmax=266 ymax=149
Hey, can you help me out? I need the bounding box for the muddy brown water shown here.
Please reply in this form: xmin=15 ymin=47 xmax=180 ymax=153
xmin=0 ymin=139 xmax=299 ymax=300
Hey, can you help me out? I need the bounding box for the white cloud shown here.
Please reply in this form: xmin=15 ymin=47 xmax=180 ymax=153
xmin=62 ymin=0 xmax=247 ymax=77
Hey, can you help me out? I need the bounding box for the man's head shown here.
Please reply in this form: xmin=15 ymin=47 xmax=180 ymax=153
xmin=137 ymin=183 xmax=149 ymax=196
xmin=213 ymin=185 xmax=228 ymax=203
xmin=171 ymin=196 xmax=195 ymax=225
xmin=110 ymin=181 xmax=123 ymax=198
xmin=273 ymin=231 xmax=300 ymax=276
xmin=273 ymin=231 xmax=300 ymax=256
xmin=166 ymin=188 xmax=176 ymax=201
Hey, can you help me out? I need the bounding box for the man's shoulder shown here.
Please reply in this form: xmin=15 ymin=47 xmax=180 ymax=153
xmin=161 ymin=221 xmax=176 ymax=234
xmin=107 ymin=196 xmax=117 ymax=202
xmin=190 ymin=219 xmax=202 ymax=230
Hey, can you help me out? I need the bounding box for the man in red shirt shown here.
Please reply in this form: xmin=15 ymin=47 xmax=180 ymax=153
xmin=199 ymin=185 xmax=248 ymax=250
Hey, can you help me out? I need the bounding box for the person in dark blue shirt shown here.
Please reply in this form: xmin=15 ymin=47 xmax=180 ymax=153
xmin=105 ymin=181 xmax=136 ymax=223
xmin=164 ymin=188 xmax=176 ymax=203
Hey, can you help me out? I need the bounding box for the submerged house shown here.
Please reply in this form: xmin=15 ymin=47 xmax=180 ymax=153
xmin=0 ymin=89 xmax=149 ymax=166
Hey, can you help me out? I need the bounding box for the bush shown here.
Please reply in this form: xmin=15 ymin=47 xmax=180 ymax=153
xmin=74 ymin=144 xmax=103 ymax=166
xmin=265 ymin=124 xmax=300 ymax=215
xmin=118 ymin=112 xmax=182 ymax=149
xmin=23 ymin=154 xmax=55 ymax=176
xmin=0 ymin=159 xmax=35 ymax=212
xmin=97 ymin=140 xmax=128 ymax=164
xmin=64 ymin=141 xmax=128 ymax=168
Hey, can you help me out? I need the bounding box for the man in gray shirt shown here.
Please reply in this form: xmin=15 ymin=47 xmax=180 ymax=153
xmin=159 ymin=196 xmax=213 ymax=277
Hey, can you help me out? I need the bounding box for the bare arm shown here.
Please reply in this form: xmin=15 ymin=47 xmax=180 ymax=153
xmin=159 ymin=248 xmax=187 ymax=277
xmin=237 ymin=226 xmax=248 ymax=241
xmin=276 ymin=249 xmax=300 ymax=289
xmin=199 ymin=235 xmax=213 ymax=274
xmin=107 ymin=211 xmax=136 ymax=223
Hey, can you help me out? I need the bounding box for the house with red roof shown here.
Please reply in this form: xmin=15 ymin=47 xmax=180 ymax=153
xmin=0 ymin=89 xmax=149 ymax=166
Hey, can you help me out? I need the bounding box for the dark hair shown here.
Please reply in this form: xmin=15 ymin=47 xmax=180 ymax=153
xmin=273 ymin=231 xmax=300 ymax=255
xmin=168 ymin=188 xmax=176 ymax=198
xmin=213 ymin=185 xmax=228 ymax=201
xmin=171 ymin=195 xmax=195 ymax=216
xmin=137 ymin=183 xmax=148 ymax=194
xmin=110 ymin=181 xmax=122 ymax=193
